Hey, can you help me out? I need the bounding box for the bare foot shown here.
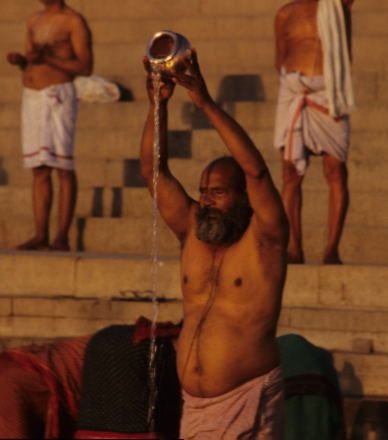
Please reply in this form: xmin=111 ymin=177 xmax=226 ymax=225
xmin=16 ymin=237 xmax=49 ymax=251
xmin=287 ymin=251 xmax=305 ymax=264
xmin=49 ymin=239 xmax=70 ymax=251
xmin=323 ymin=251 xmax=343 ymax=265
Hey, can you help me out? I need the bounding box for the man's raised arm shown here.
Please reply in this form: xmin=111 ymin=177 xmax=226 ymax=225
xmin=174 ymin=51 xmax=288 ymax=244
xmin=140 ymin=64 xmax=194 ymax=242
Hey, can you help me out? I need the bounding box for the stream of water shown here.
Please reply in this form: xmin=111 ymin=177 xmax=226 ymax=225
xmin=147 ymin=70 xmax=162 ymax=430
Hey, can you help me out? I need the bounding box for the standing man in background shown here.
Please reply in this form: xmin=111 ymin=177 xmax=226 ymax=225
xmin=274 ymin=0 xmax=355 ymax=264
xmin=6 ymin=0 xmax=93 ymax=251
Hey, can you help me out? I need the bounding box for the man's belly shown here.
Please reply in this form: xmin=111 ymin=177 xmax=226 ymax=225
xmin=23 ymin=65 xmax=73 ymax=90
xmin=177 ymin=315 xmax=279 ymax=397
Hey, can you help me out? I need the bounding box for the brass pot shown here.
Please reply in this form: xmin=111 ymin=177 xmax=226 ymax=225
xmin=146 ymin=30 xmax=191 ymax=74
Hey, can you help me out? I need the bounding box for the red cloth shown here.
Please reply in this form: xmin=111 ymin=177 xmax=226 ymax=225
xmin=0 ymin=318 xmax=181 ymax=438
xmin=0 ymin=336 xmax=89 ymax=438
xmin=132 ymin=316 xmax=182 ymax=345
xmin=75 ymin=430 xmax=162 ymax=439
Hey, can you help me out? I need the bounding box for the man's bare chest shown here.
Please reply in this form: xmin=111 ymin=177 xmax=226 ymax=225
xmin=181 ymin=244 xmax=261 ymax=302
xmin=32 ymin=17 xmax=70 ymax=47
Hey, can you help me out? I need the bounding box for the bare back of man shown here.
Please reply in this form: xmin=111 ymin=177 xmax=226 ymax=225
xmin=276 ymin=0 xmax=353 ymax=76
xmin=275 ymin=0 xmax=354 ymax=264
xmin=275 ymin=0 xmax=323 ymax=76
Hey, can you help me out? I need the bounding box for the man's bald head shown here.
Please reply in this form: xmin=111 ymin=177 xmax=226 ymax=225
xmin=201 ymin=156 xmax=246 ymax=194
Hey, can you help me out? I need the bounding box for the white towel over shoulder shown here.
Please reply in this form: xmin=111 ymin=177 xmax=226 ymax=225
xmin=317 ymin=0 xmax=355 ymax=117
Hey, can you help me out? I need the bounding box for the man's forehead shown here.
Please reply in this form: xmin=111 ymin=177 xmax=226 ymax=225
xmin=200 ymin=166 xmax=233 ymax=187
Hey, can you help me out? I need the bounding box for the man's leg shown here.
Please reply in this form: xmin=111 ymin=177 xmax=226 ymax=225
xmin=281 ymin=160 xmax=305 ymax=263
xmin=322 ymin=154 xmax=349 ymax=264
xmin=51 ymin=168 xmax=77 ymax=251
xmin=17 ymin=165 xmax=52 ymax=250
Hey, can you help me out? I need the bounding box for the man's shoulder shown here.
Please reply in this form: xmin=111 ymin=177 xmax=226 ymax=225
xmin=27 ymin=11 xmax=42 ymax=27
xmin=64 ymin=6 xmax=90 ymax=28
xmin=276 ymin=1 xmax=298 ymax=18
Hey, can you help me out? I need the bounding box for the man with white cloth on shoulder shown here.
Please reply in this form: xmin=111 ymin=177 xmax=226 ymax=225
xmin=6 ymin=0 xmax=93 ymax=251
xmin=274 ymin=0 xmax=355 ymax=264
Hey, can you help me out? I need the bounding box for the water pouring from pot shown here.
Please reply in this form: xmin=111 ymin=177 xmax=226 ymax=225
xmin=144 ymin=30 xmax=191 ymax=430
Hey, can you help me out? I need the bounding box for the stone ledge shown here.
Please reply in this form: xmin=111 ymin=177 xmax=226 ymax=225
xmin=1 ymin=252 xmax=387 ymax=306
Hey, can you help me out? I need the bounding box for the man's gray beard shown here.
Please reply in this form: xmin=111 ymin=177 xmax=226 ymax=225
xmin=195 ymin=201 xmax=252 ymax=246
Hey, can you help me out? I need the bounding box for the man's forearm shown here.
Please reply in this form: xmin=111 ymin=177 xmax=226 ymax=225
xmin=44 ymin=55 xmax=92 ymax=76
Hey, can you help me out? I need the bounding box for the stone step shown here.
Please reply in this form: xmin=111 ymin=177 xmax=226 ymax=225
xmin=2 ymin=298 xmax=388 ymax=354
xmin=1 ymin=205 xmax=387 ymax=264
xmin=0 ymin=186 xmax=121 ymax=220
xmin=1 ymin=189 xmax=387 ymax=256
xmin=78 ymin=0 xmax=284 ymax=20
xmin=229 ymin=101 xmax=388 ymax=132
xmin=279 ymin=307 xmax=388 ymax=353
xmin=0 ymin=298 xmax=182 ymax=339
xmin=1 ymin=184 xmax=387 ymax=230
xmin=88 ymin=13 xmax=388 ymax=45
xmin=90 ymin=36 xmax=388 ymax=77
xmin=2 ymin=30 xmax=388 ymax=81
xmin=1 ymin=0 xmax=386 ymax=24
xmin=190 ymin=128 xmax=388 ymax=164
xmin=334 ymin=352 xmax=388 ymax=398
xmin=0 ymin=0 xmax=37 ymax=21
xmin=0 ymin=101 xmax=190 ymax=131
xmin=352 ymin=0 xmax=388 ymax=12
xmin=73 ymin=37 xmax=388 ymax=78
xmin=0 ymin=251 xmax=182 ymax=299
xmin=2 ymin=9 xmax=387 ymax=53
xmin=2 ymin=7 xmax=386 ymax=71
xmin=1 ymin=251 xmax=388 ymax=396
xmin=2 ymin=99 xmax=387 ymax=139
xmin=2 ymin=137 xmax=383 ymax=197
xmin=278 ymin=323 xmax=387 ymax=358
xmin=0 ymin=255 xmax=387 ymax=315
xmin=78 ymin=221 xmax=388 ymax=264
xmin=3 ymin=153 xmax=388 ymax=194
xmin=1 ymin=67 xmax=386 ymax=105
xmin=1 ymin=125 xmax=388 ymax=166
xmin=0 ymin=255 xmax=387 ymax=306
xmin=1 ymin=93 xmax=387 ymax=147
xmin=0 ymin=292 xmax=388 ymax=354
xmin=3 ymin=7 xmax=388 ymax=51
xmin=80 ymin=0 xmax=388 ymax=19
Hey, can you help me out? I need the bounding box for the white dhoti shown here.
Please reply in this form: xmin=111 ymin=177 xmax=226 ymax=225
xmin=22 ymin=82 xmax=78 ymax=170
xmin=181 ymin=366 xmax=285 ymax=439
xmin=274 ymin=71 xmax=350 ymax=175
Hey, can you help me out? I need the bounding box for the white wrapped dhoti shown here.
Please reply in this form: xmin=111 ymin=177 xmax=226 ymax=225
xmin=181 ymin=366 xmax=284 ymax=439
xmin=274 ymin=71 xmax=350 ymax=175
xmin=22 ymin=82 xmax=78 ymax=170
